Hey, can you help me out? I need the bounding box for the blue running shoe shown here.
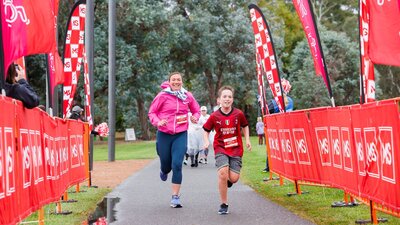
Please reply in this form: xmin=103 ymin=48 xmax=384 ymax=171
xmin=218 ymin=203 xmax=229 ymax=215
xmin=170 ymin=195 xmax=182 ymax=208
xmin=160 ymin=171 xmax=167 ymax=181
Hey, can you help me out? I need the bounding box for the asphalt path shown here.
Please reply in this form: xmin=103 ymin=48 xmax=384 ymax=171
xmin=108 ymin=151 xmax=315 ymax=225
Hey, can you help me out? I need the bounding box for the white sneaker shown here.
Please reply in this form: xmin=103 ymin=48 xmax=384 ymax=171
xmin=183 ymin=159 xmax=188 ymax=165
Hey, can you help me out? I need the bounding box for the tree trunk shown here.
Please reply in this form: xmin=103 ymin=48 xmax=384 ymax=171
xmin=136 ymin=97 xmax=151 ymax=140
xmin=204 ymin=68 xmax=216 ymax=108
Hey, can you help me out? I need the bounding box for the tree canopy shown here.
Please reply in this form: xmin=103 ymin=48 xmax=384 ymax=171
xmin=23 ymin=0 xmax=399 ymax=139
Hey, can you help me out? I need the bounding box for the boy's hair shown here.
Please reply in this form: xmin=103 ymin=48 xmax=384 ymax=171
xmin=168 ymin=71 xmax=182 ymax=81
xmin=217 ymin=85 xmax=234 ymax=97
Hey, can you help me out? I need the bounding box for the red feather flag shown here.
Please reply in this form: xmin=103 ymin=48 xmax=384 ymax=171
xmin=359 ymin=0 xmax=375 ymax=103
xmin=62 ymin=0 xmax=86 ymax=118
xmin=1 ymin=0 xmax=56 ymax=77
xmin=248 ymin=4 xmax=286 ymax=113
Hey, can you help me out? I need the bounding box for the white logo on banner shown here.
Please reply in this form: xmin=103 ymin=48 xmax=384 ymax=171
xmin=364 ymin=128 xmax=379 ymax=178
xmin=280 ymin=129 xmax=296 ymax=164
xmin=293 ymin=128 xmax=311 ymax=165
xmin=379 ymin=127 xmax=395 ymax=184
xmin=330 ymin=127 xmax=342 ymax=169
xmin=267 ymin=129 xmax=281 ymax=160
xmin=341 ymin=128 xmax=353 ymax=172
xmin=256 ymin=17 xmax=264 ymax=32
xmin=5 ymin=128 xmax=15 ymax=196
xmin=354 ymin=128 xmax=366 ymax=176
xmin=255 ymin=33 xmax=262 ymax=47
xmin=316 ymin=127 xmax=331 ymax=166
xmin=3 ymin=0 xmax=30 ymax=27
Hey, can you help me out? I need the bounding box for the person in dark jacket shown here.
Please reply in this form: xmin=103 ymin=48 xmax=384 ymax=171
xmin=4 ymin=63 xmax=39 ymax=109
xmin=69 ymin=105 xmax=84 ymax=121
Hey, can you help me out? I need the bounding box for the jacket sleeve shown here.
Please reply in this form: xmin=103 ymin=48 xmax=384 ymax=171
xmin=148 ymin=93 xmax=162 ymax=127
xmin=14 ymin=79 xmax=40 ymax=109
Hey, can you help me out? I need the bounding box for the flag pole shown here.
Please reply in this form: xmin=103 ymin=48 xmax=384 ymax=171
xmin=108 ymin=0 xmax=116 ymax=162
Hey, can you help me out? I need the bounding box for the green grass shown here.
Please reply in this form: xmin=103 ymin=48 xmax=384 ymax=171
xmin=92 ymin=140 xmax=157 ymax=161
xmin=23 ymin=137 xmax=400 ymax=224
xmin=23 ymin=186 xmax=111 ymax=225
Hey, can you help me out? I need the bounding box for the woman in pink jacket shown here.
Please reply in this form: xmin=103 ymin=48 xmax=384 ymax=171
xmin=148 ymin=72 xmax=200 ymax=208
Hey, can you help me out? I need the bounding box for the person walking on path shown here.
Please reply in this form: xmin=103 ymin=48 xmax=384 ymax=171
xmin=256 ymin=116 xmax=264 ymax=145
xmin=198 ymin=106 xmax=210 ymax=164
xmin=148 ymin=72 xmax=200 ymax=208
xmin=203 ymin=85 xmax=251 ymax=215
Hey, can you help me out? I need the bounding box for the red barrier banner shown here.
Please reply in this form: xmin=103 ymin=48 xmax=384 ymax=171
xmin=351 ymin=101 xmax=400 ymax=212
xmin=0 ymin=97 xmax=18 ymax=225
xmin=265 ymin=116 xmax=285 ymax=176
xmin=68 ymin=119 xmax=86 ymax=185
xmin=266 ymin=111 xmax=322 ymax=182
xmin=309 ymin=107 xmax=359 ymax=193
xmin=0 ymin=97 xmax=88 ymax=224
xmin=16 ymin=102 xmax=46 ymax=219
xmin=265 ymin=98 xmax=400 ymax=213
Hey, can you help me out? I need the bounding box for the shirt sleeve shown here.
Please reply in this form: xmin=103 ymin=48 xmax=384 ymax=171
xmin=239 ymin=110 xmax=249 ymax=128
xmin=203 ymin=113 xmax=214 ymax=132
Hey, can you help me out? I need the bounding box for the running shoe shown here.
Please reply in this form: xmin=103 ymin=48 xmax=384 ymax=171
xmin=170 ymin=195 xmax=182 ymax=208
xmin=218 ymin=203 xmax=229 ymax=215
xmin=227 ymin=180 xmax=233 ymax=188
xmin=160 ymin=171 xmax=168 ymax=181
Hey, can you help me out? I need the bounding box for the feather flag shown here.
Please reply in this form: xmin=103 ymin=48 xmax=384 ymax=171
xmin=248 ymin=4 xmax=286 ymax=113
xmin=47 ymin=0 xmax=64 ymax=109
xmin=359 ymin=0 xmax=375 ymax=103
xmin=0 ymin=0 xmax=56 ymax=85
xmin=368 ymin=0 xmax=400 ymax=67
xmin=292 ymin=0 xmax=334 ymax=106
xmin=62 ymin=0 xmax=86 ymax=118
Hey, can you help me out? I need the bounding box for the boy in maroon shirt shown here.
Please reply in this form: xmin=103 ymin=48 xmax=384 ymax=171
xmin=203 ymin=85 xmax=252 ymax=215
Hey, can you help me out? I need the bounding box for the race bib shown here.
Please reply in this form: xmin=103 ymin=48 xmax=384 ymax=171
xmin=176 ymin=114 xmax=188 ymax=125
xmin=224 ymin=136 xmax=238 ymax=148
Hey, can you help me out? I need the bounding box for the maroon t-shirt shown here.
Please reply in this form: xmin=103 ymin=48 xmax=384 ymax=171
xmin=203 ymin=107 xmax=248 ymax=157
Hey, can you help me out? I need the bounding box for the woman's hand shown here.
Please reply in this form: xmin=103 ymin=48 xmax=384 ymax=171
xmin=190 ymin=115 xmax=198 ymax=124
xmin=157 ymin=119 xmax=167 ymax=127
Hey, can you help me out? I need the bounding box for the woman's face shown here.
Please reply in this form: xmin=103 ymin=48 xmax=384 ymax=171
xmin=169 ymin=73 xmax=183 ymax=91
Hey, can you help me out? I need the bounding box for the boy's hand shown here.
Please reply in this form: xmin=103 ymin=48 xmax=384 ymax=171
xmin=246 ymin=141 xmax=252 ymax=151
xmin=203 ymin=141 xmax=209 ymax=150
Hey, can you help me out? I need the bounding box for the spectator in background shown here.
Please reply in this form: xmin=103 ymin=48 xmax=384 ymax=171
xmin=198 ymin=106 xmax=210 ymax=164
xmin=4 ymin=63 xmax=39 ymax=109
xmin=69 ymin=105 xmax=84 ymax=121
xmin=256 ymin=117 xmax=264 ymax=145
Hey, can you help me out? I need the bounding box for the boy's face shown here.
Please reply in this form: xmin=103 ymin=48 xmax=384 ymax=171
xmin=219 ymin=89 xmax=233 ymax=109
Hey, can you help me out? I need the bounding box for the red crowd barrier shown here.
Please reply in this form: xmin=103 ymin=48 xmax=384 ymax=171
xmin=0 ymin=96 xmax=89 ymax=225
xmin=265 ymin=97 xmax=400 ymax=213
